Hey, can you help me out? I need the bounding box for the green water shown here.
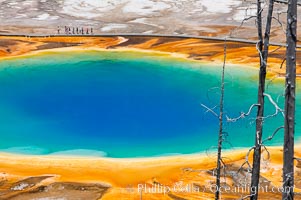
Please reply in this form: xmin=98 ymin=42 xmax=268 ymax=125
xmin=0 ymin=50 xmax=299 ymax=157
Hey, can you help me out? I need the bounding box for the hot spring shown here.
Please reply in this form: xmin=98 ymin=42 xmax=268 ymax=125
xmin=0 ymin=50 xmax=299 ymax=157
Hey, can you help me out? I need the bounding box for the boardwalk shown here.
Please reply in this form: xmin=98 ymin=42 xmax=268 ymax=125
xmin=1 ymin=33 xmax=300 ymax=48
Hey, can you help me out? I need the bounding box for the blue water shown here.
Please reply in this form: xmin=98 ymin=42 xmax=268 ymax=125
xmin=0 ymin=50 xmax=299 ymax=157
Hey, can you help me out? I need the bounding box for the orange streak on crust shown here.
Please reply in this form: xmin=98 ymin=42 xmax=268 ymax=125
xmin=1 ymin=36 xmax=301 ymax=199
xmin=1 ymin=35 xmax=300 ymax=79
xmin=0 ymin=147 xmax=300 ymax=199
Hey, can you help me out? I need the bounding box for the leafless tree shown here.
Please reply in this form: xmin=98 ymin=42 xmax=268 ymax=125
xmin=215 ymin=40 xmax=227 ymax=200
xmin=250 ymin=0 xmax=274 ymax=199
xmin=283 ymin=0 xmax=297 ymax=199
xmin=201 ymin=1 xmax=298 ymax=199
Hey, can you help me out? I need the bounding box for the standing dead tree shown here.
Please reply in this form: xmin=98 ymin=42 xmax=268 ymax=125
xmin=250 ymin=1 xmax=264 ymax=198
xmin=250 ymin=0 xmax=274 ymax=199
xmin=215 ymin=40 xmax=227 ymax=200
xmin=283 ymin=0 xmax=297 ymax=199
xmin=200 ymin=39 xmax=229 ymax=199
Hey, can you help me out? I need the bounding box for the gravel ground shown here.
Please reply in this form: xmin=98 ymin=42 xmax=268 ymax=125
xmin=0 ymin=0 xmax=300 ymax=43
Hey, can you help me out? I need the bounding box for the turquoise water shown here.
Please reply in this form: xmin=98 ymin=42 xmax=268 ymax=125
xmin=0 ymin=50 xmax=299 ymax=157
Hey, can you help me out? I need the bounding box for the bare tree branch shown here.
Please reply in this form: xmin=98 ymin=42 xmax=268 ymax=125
xmin=226 ymin=104 xmax=260 ymax=122
xmin=256 ymin=40 xmax=265 ymax=65
xmin=263 ymin=93 xmax=285 ymax=118
xmin=272 ymin=12 xmax=286 ymax=34
xmin=280 ymin=57 xmax=287 ymax=69
xmin=229 ymin=0 xmax=266 ymax=38
xmin=266 ymin=75 xmax=282 ymax=90
xmin=261 ymin=144 xmax=271 ymax=161
xmin=238 ymin=147 xmax=255 ymax=174
xmin=200 ymin=104 xmax=219 ymax=117
xmin=262 ymin=126 xmax=284 ymax=144
xmin=230 ymin=15 xmax=257 ymax=37
xmin=269 ymin=45 xmax=283 ymax=54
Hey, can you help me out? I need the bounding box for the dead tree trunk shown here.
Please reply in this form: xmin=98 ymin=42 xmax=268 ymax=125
xmin=215 ymin=40 xmax=227 ymax=200
xmin=250 ymin=0 xmax=274 ymax=199
xmin=250 ymin=0 xmax=264 ymax=199
xmin=283 ymin=0 xmax=297 ymax=199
